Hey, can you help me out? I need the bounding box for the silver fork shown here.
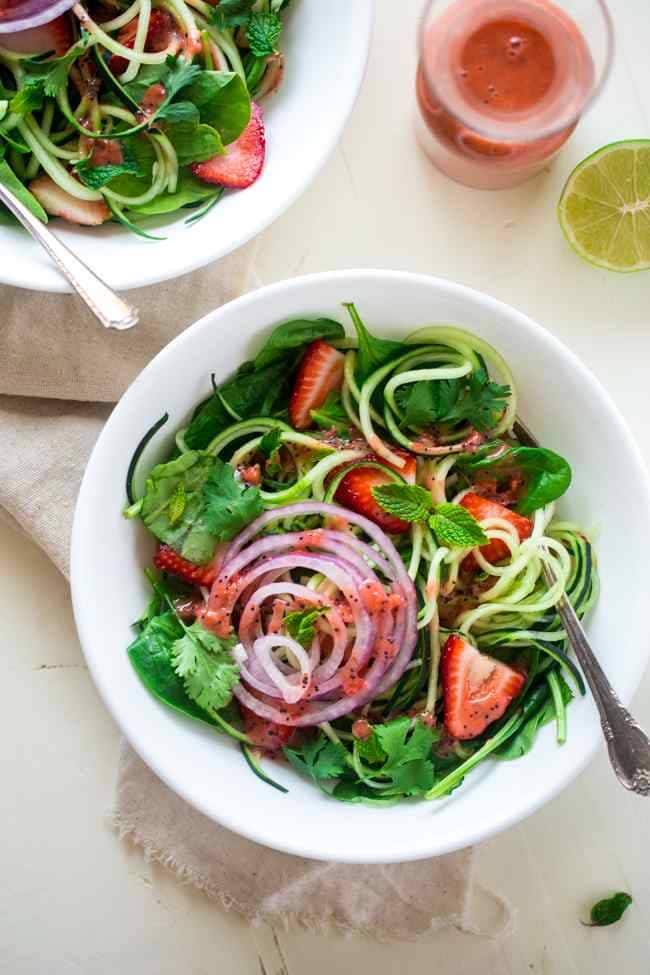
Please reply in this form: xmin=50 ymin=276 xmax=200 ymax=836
xmin=513 ymin=418 xmax=650 ymax=795
xmin=0 ymin=181 xmax=138 ymax=330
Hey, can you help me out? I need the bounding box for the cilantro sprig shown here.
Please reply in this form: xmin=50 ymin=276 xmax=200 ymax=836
xmin=371 ymin=484 xmax=488 ymax=548
xmin=395 ymin=370 xmax=511 ymax=433
xmin=284 ymin=608 xmax=326 ymax=648
xmin=172 ymin=620 xmax=240 ymax=713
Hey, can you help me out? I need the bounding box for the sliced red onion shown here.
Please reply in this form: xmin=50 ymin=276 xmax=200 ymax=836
xmin=204 ymin=501 xmax=418 ymax=727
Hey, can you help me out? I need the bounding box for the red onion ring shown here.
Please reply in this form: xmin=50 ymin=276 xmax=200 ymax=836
xmin=202 ymin=502 xmax=418 ymax=727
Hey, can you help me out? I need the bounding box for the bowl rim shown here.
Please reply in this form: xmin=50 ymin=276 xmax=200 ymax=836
xmin=71 ymin=269 xmax=650 ymax=862
xmin=2 ymin=1 xmax=374 ymax=293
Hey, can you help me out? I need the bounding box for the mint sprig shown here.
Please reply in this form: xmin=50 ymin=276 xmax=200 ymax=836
xmin=371 ymin=484 xmax=488 ymax=548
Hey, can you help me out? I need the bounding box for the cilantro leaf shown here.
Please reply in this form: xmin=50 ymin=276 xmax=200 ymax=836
xmin=211 ymin=0 xmax=255 ymax=30
xmin=585 ymin=893 xmax=633 ymax=927
xmin=247 ymin=11 xmax=282 ymax=56
xmin=259 ymin=427 xmax=282 ymax=458
xmin=374 ymin=717 xmax=437 ymax=770
xmin=429 ymin=502 xmax=488 ymax=547
xmin=11 ymin=37 xmax=90 ymax=115
xmin=344 ymin=302 xmax=407 ymax=383
xmin=202 ymin=458 xmax=264 ymax=541
xmin=380 ymin=758 xmax=435 ymax=797
xmin=284 ymin=734 xmax=348 ymax=781
xmin=74 ymin=143 xmax=142 ymax=190
xmin=355 ymin=731 xmax=386 ymax=765
xmin=172 ymin=621 xmax=240 ymax=714
xmin=371 ymin=483 xmax=433 ymax=523
xmin=395 ymin=372 xmax=511 ymax=433
xmin=284 ymin=608 xmax=325 ymax=648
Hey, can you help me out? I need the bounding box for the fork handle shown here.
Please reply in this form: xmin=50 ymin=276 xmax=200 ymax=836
xmin=0 ymin=182 xmax=138 ymax=330
xmin=557 ymin=589 xmax=650 ymax=795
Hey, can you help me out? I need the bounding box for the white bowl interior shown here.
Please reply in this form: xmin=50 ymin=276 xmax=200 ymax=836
xmin=72 ymin=270 xmax=650 ymax=863
xmin=2 ymin=1 xmax=372 ymax=292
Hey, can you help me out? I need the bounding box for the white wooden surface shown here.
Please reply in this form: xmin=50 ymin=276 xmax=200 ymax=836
xmin=2 ymin=0 xmax=650 ymax=971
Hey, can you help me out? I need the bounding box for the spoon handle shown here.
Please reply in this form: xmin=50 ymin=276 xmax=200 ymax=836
xmin=547 ymin=573 xmax=650 ymax=795
xmin=0 ymin=182 xmax=138 ymax=330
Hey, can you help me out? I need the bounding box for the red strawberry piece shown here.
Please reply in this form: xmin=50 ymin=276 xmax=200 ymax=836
xmin=335 ymin=465 xmax=410 ymax=535
xmin=28 ymin=176 xmax=111 ymax=226
xmin=460 ymin=492 xmax=532 ymax=567
xmin=192 ymin=102 xmax=266 ymax=190
xmin=288 ymin=339 xmax=345 ymax=430
xmin=239 ymin=704 xmax=295 ymax=752
xmin=153 ymin=543 xmax=216 ymax=587
xmin=441 ymin=633 xmax=525 ymax=740
xmin=382 ymin=446 xmax=417 ymax=483
xmin=109 ymin=9 xmax=178 ymax=75
xmin=2 ymin=15 xmax=73 ymax=56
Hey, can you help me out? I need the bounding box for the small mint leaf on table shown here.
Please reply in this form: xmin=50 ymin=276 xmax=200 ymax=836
xmin=584 ymin=892 xmax=633 ymax=927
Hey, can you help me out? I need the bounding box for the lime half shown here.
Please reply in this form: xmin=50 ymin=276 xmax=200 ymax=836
xmin=558 ymin=140 xmax=650 ymax=272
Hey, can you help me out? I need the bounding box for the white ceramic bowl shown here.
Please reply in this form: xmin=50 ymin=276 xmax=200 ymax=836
xmin=3 ymin=2 xmax=372 ymax=293
xmin=71 ymin=270 xmax=650 ymax=863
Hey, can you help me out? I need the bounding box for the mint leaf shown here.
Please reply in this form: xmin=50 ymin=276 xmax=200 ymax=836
xmin=429 ymin=502 xmax=488 ymax=548
xmin=172 ymin=621 xmax=240 ymax=713
xmin=585 ymin=892 xmax=633 ymax=927
xmin=284 ymin=608 xmax=325 ymax=648
xmin=247 ymin=11 xmax=282 ymax=56
xmin=344 ymin=302 xmax=407 ymax=383
xmin=202 ymin=458 xmax=264 ymax=541
xmin=211 ymin=0 xmax=255 ymax=29
xmin=371 ymin=483 xmax=432 ymax=523
xmin=167 ymin=482 xmax=186 ymax=526
xmin=285 ymin=734 xmax=348 ymax=781
xmin=74 ymin=143 xmax=141 ymax=189
xmin=259 ymin=427 xmax=282 ymax=458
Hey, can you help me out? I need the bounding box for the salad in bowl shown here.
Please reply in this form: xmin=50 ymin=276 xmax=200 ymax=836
xmin=122 ymin=303 xmax=598 ymax=805
xmin=0 ymin=0 xmax=290 ymax=232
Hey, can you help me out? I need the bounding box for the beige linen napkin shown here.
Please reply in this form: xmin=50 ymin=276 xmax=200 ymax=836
xmin=0 ymin=252 xmax=504 ymax=939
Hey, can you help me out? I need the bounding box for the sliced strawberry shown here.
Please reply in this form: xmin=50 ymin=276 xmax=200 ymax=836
xmin=335 ymin=466 xmax=410 ymax=535
xmin=192 ymin=102 xmax=266 ymax=190
xmin=2 ymin=15 xmax=74 ymax=56
xmin=28 ymin=176 xmax=111 ymax=226
xmin=441 ymin=634 xmax=525 ymax=740
xmin=239 ymin=704 xmax=295 ymax=752
xmin=288 ymin=340 xmax=345 ymax=430
xmin=153 ymin=543 xmax=217 ymax=587
xmin=383 ymin=446 xmax=417 ymax=483
xmin=460 ymin=492 xmax=532 ymax=566
xmin=108 ymin=10 xmax=179 ymax=75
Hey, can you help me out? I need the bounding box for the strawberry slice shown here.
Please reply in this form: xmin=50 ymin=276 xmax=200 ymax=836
xmin=288 ymin=339 xmax=345 ymax=430
xmin=335 ymin=465 xmax=410 ymax=535
xmin=239 ymin=704 xmax=295 ymax=752
xmin=2 ymin=15 xmax=73 ymax=56
xmin=28 ymin=176 xmax=111 ymax=226
xmin=441 ymin=634 xmax=525 ymax=740
xmin=108 ymin=9 xmax=178 ymax=75
xmin=153 ymin=544 xmax=217 ymax=587
xmin=192 ymin=103 xmax=266 ymax=190
xmin=460 ymin=492 xmax=532 ymax=566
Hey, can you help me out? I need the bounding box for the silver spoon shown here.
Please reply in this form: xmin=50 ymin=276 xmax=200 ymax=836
xmin=513 ymin=417 xmax=650 ymax=795
xmin=0 ymin=181 xmax=138 ymax=330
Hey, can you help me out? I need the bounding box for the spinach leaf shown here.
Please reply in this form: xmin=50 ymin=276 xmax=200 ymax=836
xmin=164 ymin=113 xmax=224 ymax=166
xmin=128 ymin=610 xmax=220 ymax=727
xmin=585 ymin=893 xmax=633 ymax=927
xmin=130 ymin=169 xmax=219 ymax=216
xmin=395 ymin=372 xmax=511 ymax=433
xmin=344 ymin=302 xmax=407 ymax=383
xmin=494 ymin=675 xmax=572 ymax=761
xmin=172 ymin=621 xmax=240 ymax=712
xmin=202 ymin=458 xmax=264 ymax=540
xmin=140 ymin=451 xmax=217 ymax=563
xmin=0 ymin=158 xmax=47 ymax=222
xmin=284 ymin=734 xmax=349 ymax=781
xmin=103 ymin=135 xmax=156 ymax=197
xmin=458 ymin=444 xmax=572 ymax=514
xmin=310 ymin=390 xmax=349 ymax=432
xmin=182 ymin=71 xmax=251 ymax=145
xmin=253 ymin=317 xmax=345 ymax=370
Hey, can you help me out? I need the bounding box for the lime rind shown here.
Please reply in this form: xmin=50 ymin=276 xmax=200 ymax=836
xmin=558 ymin=139 xmax=650 ymax=273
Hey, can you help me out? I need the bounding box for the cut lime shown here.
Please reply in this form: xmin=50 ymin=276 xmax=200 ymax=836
xmin=558 ymin=140 xmax=650 ymax=272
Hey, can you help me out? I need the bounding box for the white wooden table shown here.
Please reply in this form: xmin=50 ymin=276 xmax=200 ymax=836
xmin=2 ymin=1 xmax=649 ymax=971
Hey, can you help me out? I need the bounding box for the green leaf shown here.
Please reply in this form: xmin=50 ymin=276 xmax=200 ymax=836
xmin=10 ymin=78 xmax=45 ymax=115
xmin=457 ymin=444 xmax=571 ymax=515
xmin=380 ymin=758 xmax=435 ymax=796
xmin=495 ymin=675 xmax=572 ymax=761
xmin=211 ymin=0 xmax=255 ymax=30
xmin=140 ymin=451 xmax=218 ymax=563
xmin=371 ymin=483 xmax=433 ymax=523
xmin=284 ymin=734 xmax=348 ymax=781
xmin=429 ymin=502 xmax=488 ymax=547
xmin=586 ymin=892 xmax=633 ymax=927
xmin=396 ymin=371 xmax=511 ymax=434
xmin=247 ymin=11 xmax=282 ymax=57
xmin=355 ymin=731 xmax=386 ymax=765
xmin=0 ymin=158 xmax=47 ymax=222
xmin=183 ymin=71 xmax=251 ymax=146
xmin=163 ymin=105 xmax=224 ymax=165
xmin=284 ymin=608 xmax=325 ymax=648
xmin=74 ymin=142 xmax=142 ymax=189
xmin=259 ymin=427 xmax=282 ymax=458
xmin=202 ymin=458 xmax=264 ymax=541
xmin=374 ymin=717 xmax=437 ymax=770
xmin=344 ymin=302 xmax=407 ymax=383
xmin=172 ymin=621 xmax=240 ymax=713
xmin=12 ymin=37 xmax=90 ymax=114
xmin=103 ymin=135 xmax=156 ymax=197
xmin=254 ymin=317 xmax=345 ymax=370
xmin=167 ymin=482 xmax=186 ymax=526
xmin=310 ymin=390 xmax=349 ymax=433
xmin=120 ymin=56 xmax=202 ymax=132
xmin=129 ymin=167 xmax=218 ymax=216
